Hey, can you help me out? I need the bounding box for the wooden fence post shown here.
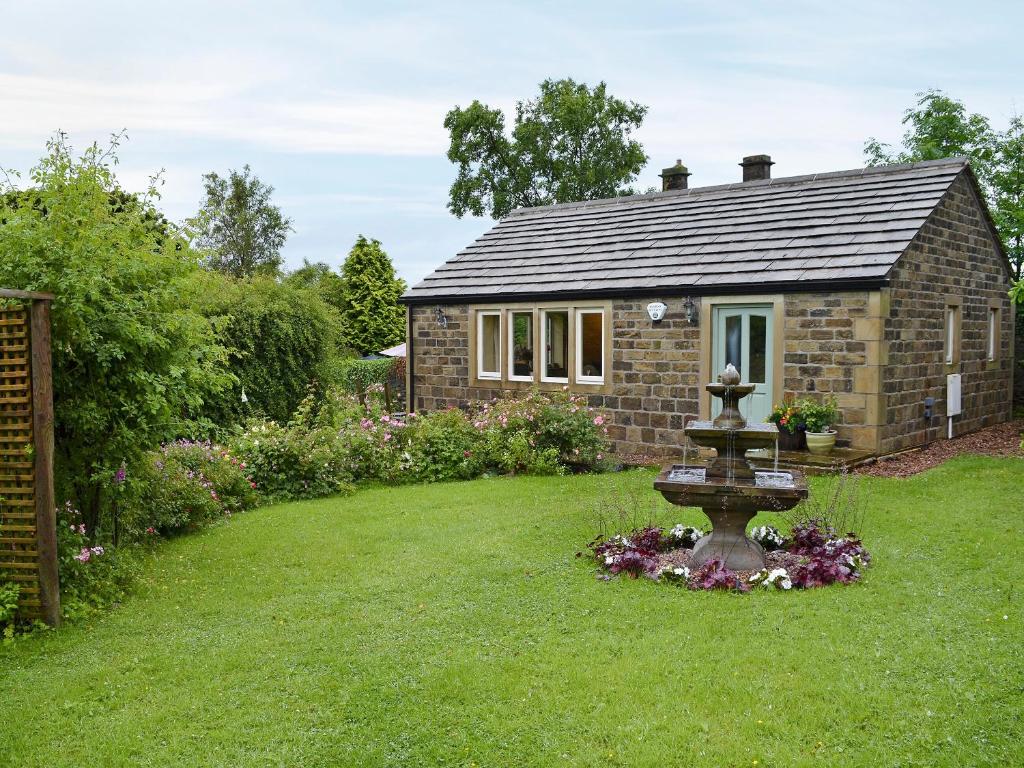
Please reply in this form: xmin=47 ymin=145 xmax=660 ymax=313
xmin=30 ymin=299 xmax=58 ymax=627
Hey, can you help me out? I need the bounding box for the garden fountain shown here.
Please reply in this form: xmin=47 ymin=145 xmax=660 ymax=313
xmin=654 ymin=364 xmax=808 ymax=570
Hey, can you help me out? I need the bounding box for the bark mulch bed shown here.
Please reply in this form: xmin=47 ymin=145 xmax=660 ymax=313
xmin=856 ymin=419 xmax=1024 ymax=479
xmin=656 ymin=548 xmax=798 ymax=586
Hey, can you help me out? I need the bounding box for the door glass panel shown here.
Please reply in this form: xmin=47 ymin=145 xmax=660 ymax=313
xmin=511 ymin=312 xmax=533 ymax=377
xmin=725 ymin=314 xmax=742 ymax=375
xmin=545 ymin=310 xmax=569 ymax=379
xmin=748 ymin=314 xmax=766 ymax=383
xmin=578 ymin=312 xmax=603 ymax=379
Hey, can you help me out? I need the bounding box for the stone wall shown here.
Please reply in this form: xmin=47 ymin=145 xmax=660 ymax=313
xmin=409 ymin=293 xmax=884 ymax=456
xmin=881 ymin=173 xmax=1014 ymax=452
xmin=781 ymin=291 xmax=884 ymax=450
xmin=408 ymin=176 xmax=1014 ymax=458
xmin=589 ymin=299 xmax=701 ymax=455
xmin=1015 ymin=309 xmax=1024 ymax=409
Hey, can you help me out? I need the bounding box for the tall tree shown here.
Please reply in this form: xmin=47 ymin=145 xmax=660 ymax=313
xmin=338 ymin=236 xmax=406 ymax=355
xmin=864 ymin=90 xmax=996 ymax=180
xmin=992 ymin=116 xmax=1024 ymax=282
xmin=0 ymin=133 xmax=230 ymax=532
xmin=192 ymin=165 xmax=292 ymax=277
xmin=866 ymin=90 xmax=1024 ymax=282
xmin=284 ymin=259 xmax=346 ymax=311
xmin=444 ymin=78 xmax=648 ymax=219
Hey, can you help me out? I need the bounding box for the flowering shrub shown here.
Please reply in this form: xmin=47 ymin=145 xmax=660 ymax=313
xmin=231 ymin=421 xmax=354 ymax=501
xmin=750 ymin=525 xmax=785 ymax=551
xmin=401 ymin=409 xmax=484 ymax=483
xmin=471 ymin=390 xmax=609 ymax=475
xmin=57 ymin=502 xmax=137 ymax=621
xmin=588 ymin=528 xmax=662 ymax=578
xmin=668 ymin=524 xmax=705 ymax=548
xmin=749 ymin=567 xmax=793 ymax=590
xmin=119 ymin=440 xmax=259 ymax=538
xmin=690 ymin=559 xmax=750 ymax=592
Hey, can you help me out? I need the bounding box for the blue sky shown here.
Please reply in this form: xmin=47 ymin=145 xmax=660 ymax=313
xmin=2 ymin=1 xmax=1022 ymax=286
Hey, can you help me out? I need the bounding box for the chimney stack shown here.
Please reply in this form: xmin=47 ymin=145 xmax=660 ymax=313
xmin=659 ymin=159 xmax=691 ymax=191
xmin=739 ymin=154 xmax=774 ymax=182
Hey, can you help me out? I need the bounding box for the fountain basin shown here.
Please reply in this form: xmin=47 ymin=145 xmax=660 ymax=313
xmin=655 ymin=464 xmax=808 ymax=570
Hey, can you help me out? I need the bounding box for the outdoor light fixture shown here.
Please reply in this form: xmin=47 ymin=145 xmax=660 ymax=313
xmin=647 ymin=301 xmax=668 ymax=322
xmin=683 ymin=296 xmax=699 ymax=325
xmin=434 ymin=306 xmax=448 ymax=329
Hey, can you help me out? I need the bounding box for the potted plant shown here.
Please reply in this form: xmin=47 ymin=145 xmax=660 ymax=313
xmin=801 ymin=396 xmax=839 ymax=455
xmin=767 ymin=400 xmax=806 ymax=450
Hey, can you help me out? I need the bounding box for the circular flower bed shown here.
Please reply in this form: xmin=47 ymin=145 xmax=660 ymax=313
xmin=583 ymin=520 xmax=870 ymax=592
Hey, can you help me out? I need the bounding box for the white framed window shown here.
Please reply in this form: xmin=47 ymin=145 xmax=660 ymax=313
xmin=541 ymin=309 xmax=570 ymax=383
xmin=944 ymin=306 xmax=958 ymax=365
xmin=508 ymin=310 xmax=534 ymax=382
xmin=575 ymin=309 xmax=605 ymax=384
xmin=477 ymin=311 xmax=501 ymax=380
xmin=988 ymin=307 xmax=999 ymax=361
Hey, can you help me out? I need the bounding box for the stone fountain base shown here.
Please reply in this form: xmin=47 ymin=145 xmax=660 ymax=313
xmin=655 ymin=465 xmax=808 ymax=571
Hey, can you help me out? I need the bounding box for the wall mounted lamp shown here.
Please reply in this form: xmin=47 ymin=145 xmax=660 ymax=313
xmin=683 ymin=296 xmax=699 ymax=325
xmin=434 ymin=306 xmax=448 ymax=329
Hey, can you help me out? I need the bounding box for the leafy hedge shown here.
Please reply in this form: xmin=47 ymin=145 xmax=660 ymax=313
xmin=194 ymin=274 xmax=349 ymax=426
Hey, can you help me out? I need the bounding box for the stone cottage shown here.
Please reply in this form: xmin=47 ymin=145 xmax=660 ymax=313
xmin=401 ymin=156 xmax=1015 ymax=456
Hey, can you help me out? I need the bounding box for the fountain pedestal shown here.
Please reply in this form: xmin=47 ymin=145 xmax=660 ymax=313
xmin=655 ymin=464 xmax=807 ymax=570
xmin=654 ymin=364 xmax=808 ymax=571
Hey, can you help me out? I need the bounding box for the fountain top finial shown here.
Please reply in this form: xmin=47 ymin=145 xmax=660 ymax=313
xmin=718 ymin=363 xmax=741 ymax=386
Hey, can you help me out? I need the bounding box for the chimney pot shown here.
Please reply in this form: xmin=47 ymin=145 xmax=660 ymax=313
xmin=739 ymin=154 xmax=774 ymax=182
xmin=659 ymin=159 xmax=691 ymax=191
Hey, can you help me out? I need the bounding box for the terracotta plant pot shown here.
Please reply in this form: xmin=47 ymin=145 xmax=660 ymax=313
xmin=805 ymin=430 xmax=837 ymax=455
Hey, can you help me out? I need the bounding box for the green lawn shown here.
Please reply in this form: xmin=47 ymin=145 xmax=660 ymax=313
xmin=2 ymin=457 xmax=1022 ymax=767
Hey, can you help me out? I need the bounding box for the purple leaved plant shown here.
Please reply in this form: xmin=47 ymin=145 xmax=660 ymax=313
xmin=690 ymin=559 xmax=750 ymax=592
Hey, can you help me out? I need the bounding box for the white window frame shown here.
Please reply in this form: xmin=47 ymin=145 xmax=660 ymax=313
xmin=575 ymin=308 xmax=605 ymax=385
xmin=507 ymin=310 xmax=535 ymax=382
xmin=540 ymin=308 xmax=570 ymax=384
xmin=988 ymin=307 xmax=999 ymax=361
xmin=476 ymin=310 xmax=502 ymax=380
xmin=944 ymin=307 xmax=956 ymax=365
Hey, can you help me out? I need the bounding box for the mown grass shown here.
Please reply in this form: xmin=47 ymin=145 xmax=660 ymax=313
xmin=1 ymin=456 xmax=1022 ymax=767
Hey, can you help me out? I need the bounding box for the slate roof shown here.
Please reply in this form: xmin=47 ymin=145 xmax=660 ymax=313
xmin=403 ymin=157 xmax=971 ymax=303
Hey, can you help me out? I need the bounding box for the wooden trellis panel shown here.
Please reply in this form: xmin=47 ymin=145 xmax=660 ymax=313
xmin=0 ymin=291 xmax=57 ymax=626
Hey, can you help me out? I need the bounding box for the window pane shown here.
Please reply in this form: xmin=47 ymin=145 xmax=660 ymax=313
xmin=946 ymin=308 xmax=955 ymax=363
xmin=748 ymin=314 xmax=766 ymax=383
xmin=481 ymin=314 xmax=499 ymax=375
xmin=989 ymin=308 xmax=997 ymax=360
xmin=579 ymin=312 xmax=603 ymax=379
xmin=511 ymin=312 xmax=533 ymax=377
xmin=545 ymin=311 xmax=569 ymax=379
xmin=725 ymin=314 xmax=742 ymax=376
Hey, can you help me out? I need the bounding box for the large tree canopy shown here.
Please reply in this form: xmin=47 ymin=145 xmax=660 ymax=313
xmin=865 ymin=90 xmax=1024 ymax=284
xmin=444 ymin=78 xmax=648 ymax=219
xmin=192 ymin=165 xmax=293 ymax=277
xmin=0 ymin=134 xmax=231 ymax=531
xmin=338 ymin=236 xmax=406 ymax=355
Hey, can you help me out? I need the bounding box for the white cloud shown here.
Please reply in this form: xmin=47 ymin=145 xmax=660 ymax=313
xmin=0 ymin=72 xmax=451 ymax=156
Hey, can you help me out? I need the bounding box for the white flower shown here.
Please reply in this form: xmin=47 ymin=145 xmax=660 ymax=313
xmin=604 ymin=555 xmax=615 ymax=565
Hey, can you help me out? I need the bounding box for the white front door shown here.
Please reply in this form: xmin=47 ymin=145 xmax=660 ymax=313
xmin=712 ymin=305 xmax=773 ymax=425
